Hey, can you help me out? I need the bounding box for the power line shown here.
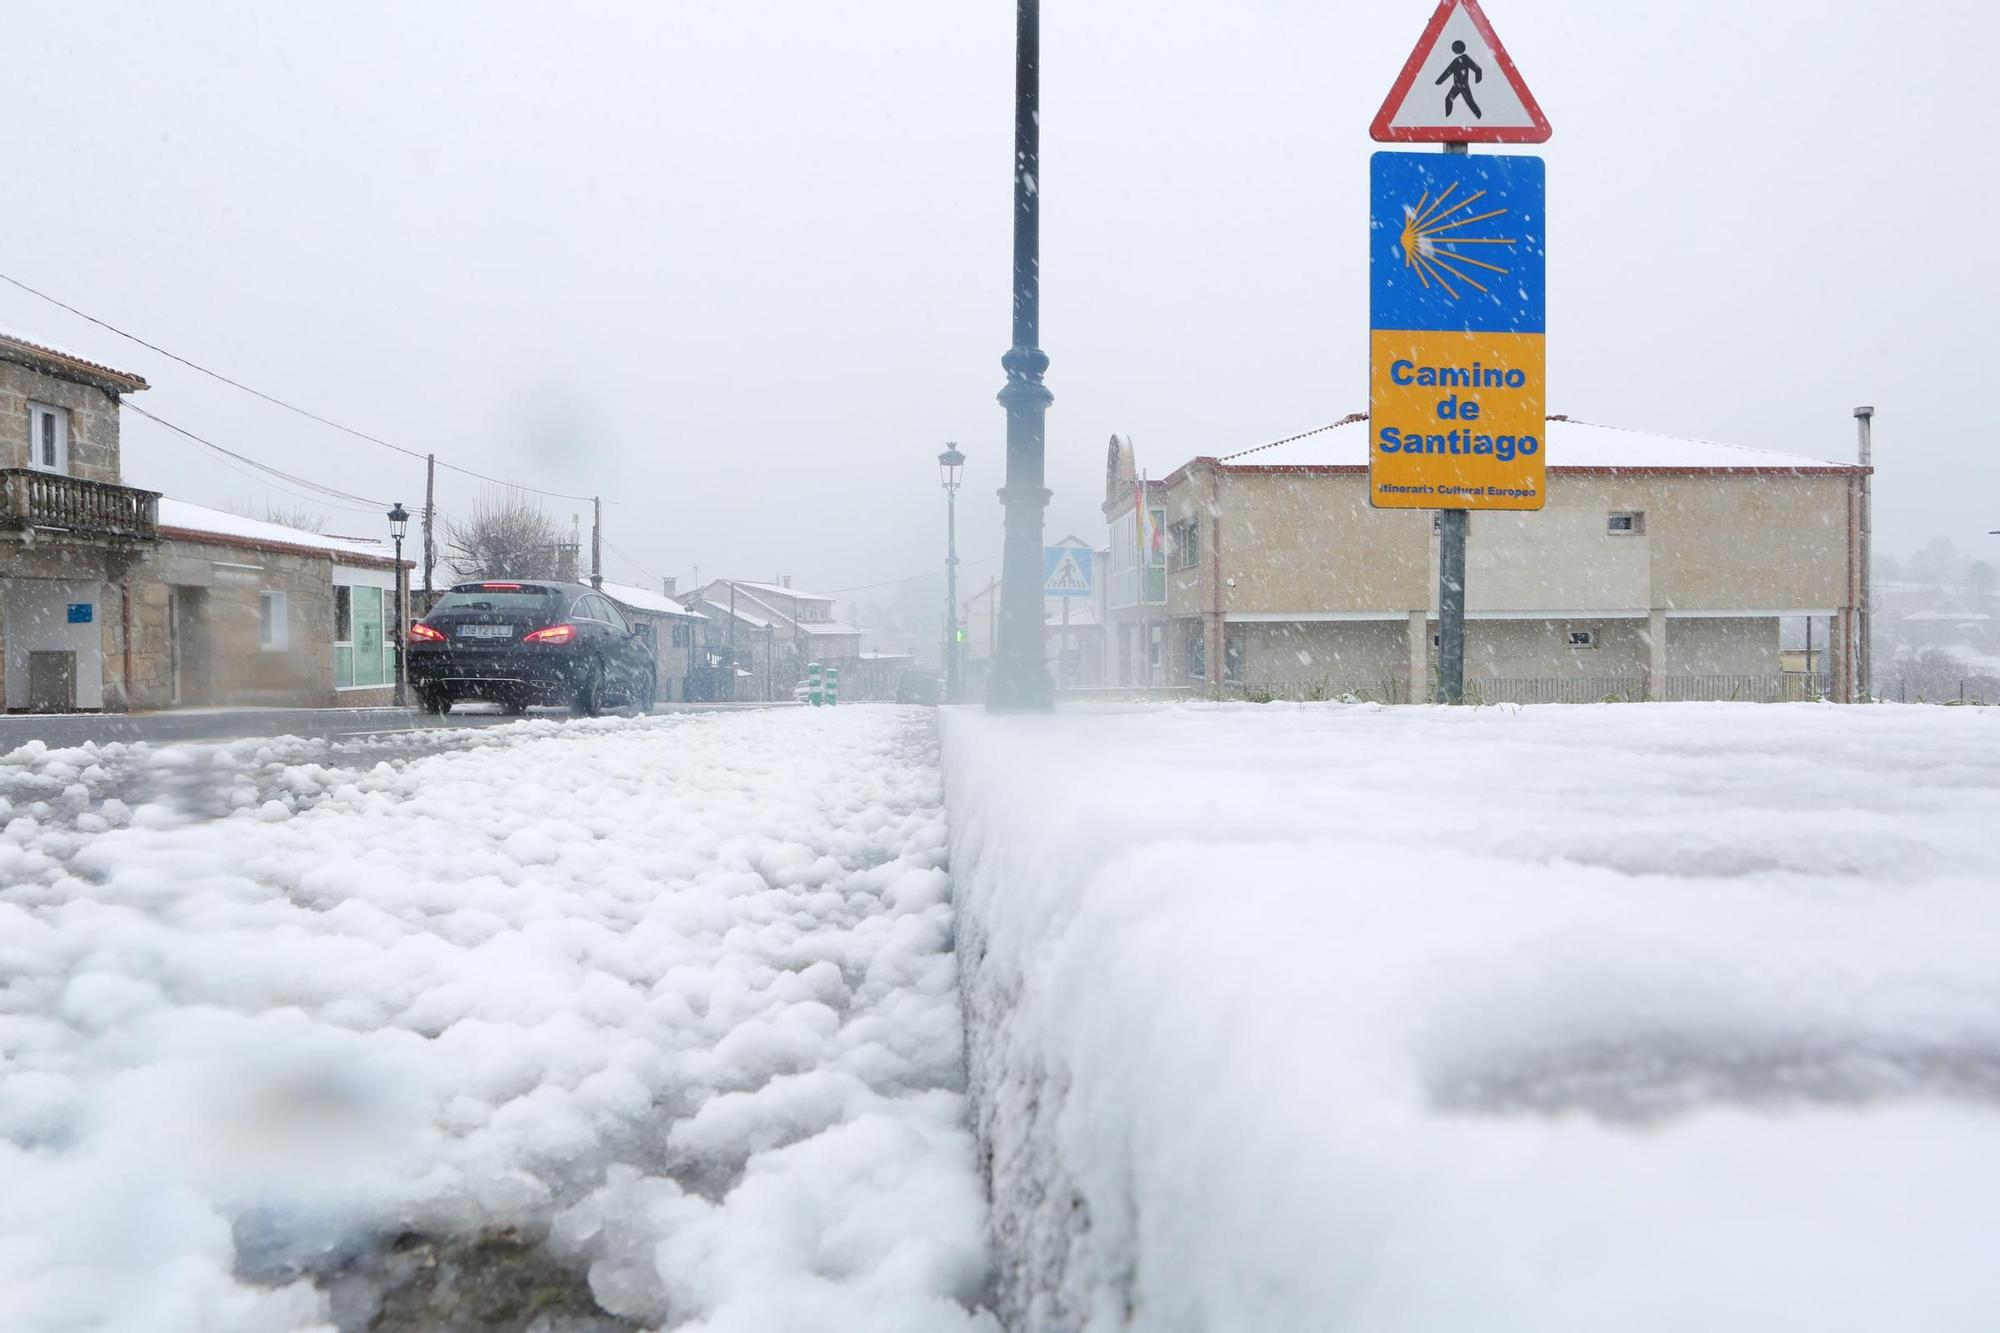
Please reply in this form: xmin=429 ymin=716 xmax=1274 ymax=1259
xmin=125 ymin=401 xmax=392 ymax=511
xmin=0 ymin=269 xmax=603 ymax=504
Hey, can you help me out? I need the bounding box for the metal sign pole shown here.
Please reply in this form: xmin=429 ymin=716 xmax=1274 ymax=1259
xmin=1434 ymin=138 xmax=1471 ymax=705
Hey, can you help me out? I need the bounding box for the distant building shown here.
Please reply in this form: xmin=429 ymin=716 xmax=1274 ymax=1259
xmin=1101 ymin=419 xmax=1871 ymax=702
xmin=599 ymin=580 xmax=706 ymax=702
xmin=689 ymin=578 xmax=864 ymax=700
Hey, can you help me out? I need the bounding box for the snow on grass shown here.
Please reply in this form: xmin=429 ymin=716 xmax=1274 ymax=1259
xmin=0 ymin=708 xmax=991 ymax=1332
xmin=944 ymin=701 xmax=2000 ymax=1332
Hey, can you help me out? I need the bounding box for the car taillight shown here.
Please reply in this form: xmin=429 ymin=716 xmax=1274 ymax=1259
xmin=522 ymin=624 xmax=575 ymax=644
xmin=409 ymin=622 xmax=446 ymax=642
xmin=481 ymin=582 xmax=522 ymax=591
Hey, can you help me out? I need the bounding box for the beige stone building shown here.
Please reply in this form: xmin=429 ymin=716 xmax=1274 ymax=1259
xmin=135 ymin=503 xmax=407 ymax=709
xmin=599 ymin=580 xmax=706 ymax=702
xmin=1103 ymin=419 xmax=1870 ymax=702
xmin=1 ymin=333 xmax=158 ymax=711
xmin=2 ymin=328 xmax=414 ymax=712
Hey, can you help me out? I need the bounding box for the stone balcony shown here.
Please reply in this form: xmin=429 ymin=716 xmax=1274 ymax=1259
xmin=0 ymin=469 xmax=160 ymax=542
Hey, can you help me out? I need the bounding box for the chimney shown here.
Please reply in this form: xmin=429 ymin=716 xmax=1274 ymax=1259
xmin=662 ymin=576 xmax=677 ymax=597
xmin=780 ymin=574 xmax=793 ymax=589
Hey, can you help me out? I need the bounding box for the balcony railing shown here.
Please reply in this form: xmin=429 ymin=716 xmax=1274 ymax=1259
xmin=1 ymin=469 xmax=160 ymax=541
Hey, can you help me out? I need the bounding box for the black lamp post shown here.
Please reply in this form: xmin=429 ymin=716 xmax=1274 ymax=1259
xmin=989 ymin=0 xmax=1054 ymax=711
xmin=939 ymin=446 xmax=965 ymax=703
xmin=388 ymin=502 xmax=410 ymax=707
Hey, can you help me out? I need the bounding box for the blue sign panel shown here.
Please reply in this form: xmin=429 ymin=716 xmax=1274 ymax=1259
xmin=1042 ymin=546 xmax=1093 ymax=598
xmin=1370 ymin=151 xmax=1544 ymax=335
xmin=66 ymin=603 xmax=94 ymax=625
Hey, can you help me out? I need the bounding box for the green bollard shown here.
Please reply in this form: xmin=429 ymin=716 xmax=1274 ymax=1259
xmin=825 ymin=666 xmax=839 ymax=707
xmin=807 ymin=662 xmax=823 ymax=707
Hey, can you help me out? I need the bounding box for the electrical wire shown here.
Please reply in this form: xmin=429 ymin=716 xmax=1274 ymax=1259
xmin=125 ymin=401 xmax=393 ymax=511
xmin=0 ymin=269 xmax=604 ymax=504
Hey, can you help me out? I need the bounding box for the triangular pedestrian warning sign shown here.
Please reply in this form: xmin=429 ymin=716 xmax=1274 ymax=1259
xmin=1044 ymin=550 xmax=1090 ymax=594
xmin=1370 ymin=0 xmax=1551 ymax=144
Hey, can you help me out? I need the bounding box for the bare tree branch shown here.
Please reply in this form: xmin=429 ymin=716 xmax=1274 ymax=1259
xmin=444 ymin=488 xmax=566 ymax=581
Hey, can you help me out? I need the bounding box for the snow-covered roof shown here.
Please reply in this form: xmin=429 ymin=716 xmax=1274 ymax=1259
xmin=0 ymin=327 xmax=149 ymax=393
xmin=1210 ymin=415 xmax=1862 ymax=473
xmin=798 ymin=620 xmax=862 ymax=636
xmin=158 ymin=498 xmax=404 ymax=567
xmin=728 ymin=580 xmax=832 ymax=603
xmin=701 ymin=599 xmax=773 ymax=630
xmin=1905 ymin=610 xmax=1992 ymax=623
xmin=599 ymin=580 xmax=704 ymax=619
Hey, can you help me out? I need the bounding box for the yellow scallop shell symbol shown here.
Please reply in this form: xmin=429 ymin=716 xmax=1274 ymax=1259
xmin=1399 ymin=184 xmax=1515 ymax=299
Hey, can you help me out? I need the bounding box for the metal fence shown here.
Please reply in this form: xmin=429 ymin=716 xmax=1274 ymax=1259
xmin=1211 ymin=673 xmax=1831 ymax=706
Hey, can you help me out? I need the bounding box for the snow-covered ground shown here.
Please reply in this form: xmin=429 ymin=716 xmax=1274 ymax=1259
xmin=944 ymin=701 xmax=2000 ymax=1332
xmin=0 ymin=709 xmax=991 ymax=1332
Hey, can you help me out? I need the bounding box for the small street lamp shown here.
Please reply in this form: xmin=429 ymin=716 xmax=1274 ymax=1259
xmin=939 ymin=446 xmax=965 ymax=703
xmin=388 ymin=502 xmax=410 ymax=707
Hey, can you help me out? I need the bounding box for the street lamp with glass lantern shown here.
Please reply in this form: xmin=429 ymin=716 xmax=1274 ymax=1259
xmin=938 ymin=445 xmax=965 ymax=703
xmin=388 ymin=502 xmax=410 ymax=707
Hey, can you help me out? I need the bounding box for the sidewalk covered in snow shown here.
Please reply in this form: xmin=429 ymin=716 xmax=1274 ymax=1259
xmin=945 ymin=701 xmax=2000 ymax=1332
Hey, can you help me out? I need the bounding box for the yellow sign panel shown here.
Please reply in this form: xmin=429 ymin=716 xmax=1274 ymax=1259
xmin=1368 ymin=329 xmax=1545 ymax=510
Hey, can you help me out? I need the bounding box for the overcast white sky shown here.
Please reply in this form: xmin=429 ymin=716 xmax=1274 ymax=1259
xmin=5 ymin=0 xmax=1993 ymax=598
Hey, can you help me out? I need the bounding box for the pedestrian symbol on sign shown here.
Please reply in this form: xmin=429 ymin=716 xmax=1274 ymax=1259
xmin=1437 ymin=40 xmax=1482 ymax=119
xmin=1042 ymin=546 xmax=1093 ymax=597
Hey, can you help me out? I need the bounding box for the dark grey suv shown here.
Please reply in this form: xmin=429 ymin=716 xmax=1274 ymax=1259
xmin=407 ymin=581 xmax=657 ymax=716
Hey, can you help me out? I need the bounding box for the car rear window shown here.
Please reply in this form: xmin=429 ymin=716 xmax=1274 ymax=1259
xmin=433 ymin=586 xmax=560 ymax=613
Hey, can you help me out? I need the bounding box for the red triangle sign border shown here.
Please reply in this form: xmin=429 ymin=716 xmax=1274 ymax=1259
xmin=1370 ymin=0 xmax=1552 ymax=144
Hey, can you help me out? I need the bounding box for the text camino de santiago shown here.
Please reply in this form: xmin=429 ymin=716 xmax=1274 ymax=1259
xmin=1376 ymin=358 xmax=1540 ymax=463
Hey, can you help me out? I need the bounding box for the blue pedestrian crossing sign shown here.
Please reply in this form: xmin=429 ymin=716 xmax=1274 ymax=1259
xmin=1042 ymin=546 xmax=1093 ymax=598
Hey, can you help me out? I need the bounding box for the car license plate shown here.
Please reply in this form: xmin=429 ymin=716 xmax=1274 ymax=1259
xmin=457 ymin=625 xmax=513 ymax=640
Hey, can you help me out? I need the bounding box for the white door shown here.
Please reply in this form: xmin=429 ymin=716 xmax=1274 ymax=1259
xmin=27 ymin=403 xmax=69 ymax=475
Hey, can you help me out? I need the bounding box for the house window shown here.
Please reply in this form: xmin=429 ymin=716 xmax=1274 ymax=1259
xmin=334 ymin=584 xmax=389 ymax=688
xmin=259 ymin=591 xmax=289 ymax=652
xmin=1608 ymin=512 xmax=1645 ymax=535
xmin=672 ymin=622 xmax=691 ymax=647
xmin=1185 ymin=626 xmax=1205 ymax=679
xmin=1174 ymin=519 xmax=1200 ymax=570
xmin=1568 ymin=629 xmax=1598 ymax=649
xmin=27 ymin=403 xmax=69 ymax=474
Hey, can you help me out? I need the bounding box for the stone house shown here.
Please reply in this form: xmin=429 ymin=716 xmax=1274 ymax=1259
xmin=132 ymin=503 xmax=407 ymax=709
xmin=598 ymin=580 xmax=706 ymax=702
xmin=689 ymin=578 xmax=863 ymax=701
xmin=1102 ymin=418 xmax=1870 ymax=702
xmin=0 ymin=332 xmax=159 ymax=711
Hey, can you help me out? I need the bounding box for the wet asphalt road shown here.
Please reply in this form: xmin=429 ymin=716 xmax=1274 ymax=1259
xmin=0 ymin=702 xmax=792 ymax=757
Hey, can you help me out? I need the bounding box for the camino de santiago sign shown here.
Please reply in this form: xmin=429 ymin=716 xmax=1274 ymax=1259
xmin=1368 ymin=149 xmax=1545 ymax=511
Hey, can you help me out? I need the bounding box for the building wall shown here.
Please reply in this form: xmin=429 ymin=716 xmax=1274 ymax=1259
xmin=1229 ymin=620 xmax=1409 ymax=689
xmin=1143 ymin=462 xmax=1847 ymax=695
xmin=0 ymin=361 xmax=124 ymax=484
xmin=1462 ymin=617 xmax=1651 ymax=679
xmin=1663 ymin=616 xmax=1780 ymax=675
xmin=0 ymin=543 xmax=140 ymax=711
xmin=127 ymin=539 xmax=397 ymax=709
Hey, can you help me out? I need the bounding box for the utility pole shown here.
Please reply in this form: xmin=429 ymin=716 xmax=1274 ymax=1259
xmin=728 ymin=580 xmax=738 ymax=703
xmin=422 ymin=453 xmax=436 ymax=597
xmin=1854 ymin=407 xmax=1873 ymax=702
xmin=590 ymin=496 xmax=603 ymax=591
xmin=990 ymin=0 xmax=1054 ymax=711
